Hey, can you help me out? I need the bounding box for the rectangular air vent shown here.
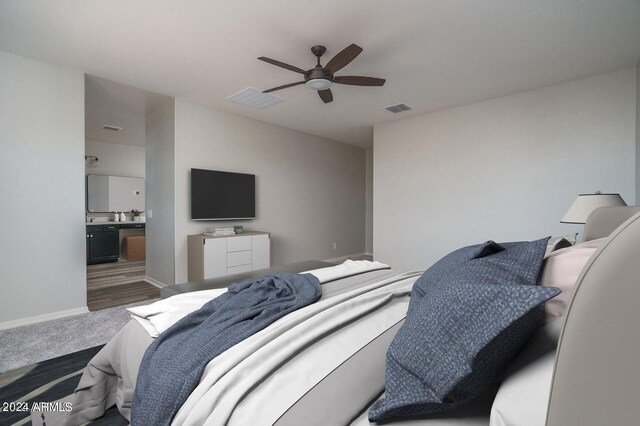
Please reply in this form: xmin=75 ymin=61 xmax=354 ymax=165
xmin=226 ymin=87 xmax=284 ymax=109
xmin=385 ymin=103 xmax=412 ymax=113
xmin=102 ymin=124 xmax=123 ymax=131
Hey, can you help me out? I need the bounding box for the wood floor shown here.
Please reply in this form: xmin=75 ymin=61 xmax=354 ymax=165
xmin=87 ymin=260 xmax=147 ymax=289
xmin=87 ymin=261 xmax=160 ymax=311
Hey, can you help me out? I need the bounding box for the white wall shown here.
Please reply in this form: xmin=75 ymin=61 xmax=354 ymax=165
xmin=0 ymin=51 xmax=86 ymax=325
xmin=374 ymin=69 xmax=637 ymax=271
xmin=173 ymin=99 xmax=366 ymax=284
xmin=365 ymin=148 xmax=374 ymax=254
xmin=145 ymin=100 xmax=176 ymax=285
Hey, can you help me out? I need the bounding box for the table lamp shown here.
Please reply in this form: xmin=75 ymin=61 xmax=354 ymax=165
xmin=561 ymin=191 xmax=627 ymax=224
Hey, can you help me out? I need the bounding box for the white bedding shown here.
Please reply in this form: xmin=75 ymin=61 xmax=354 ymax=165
xmin=174 ymin=270 xmax=417 ymax=425
xmin=351 ymin=387 xmax=498 ymax=426
xmin=128 ymin=260 xmax=390 ymax=337
xmin=128 ymin=288 xmax=227 ymax=336
xmin=39 ymin=264 xmax=408 ymax=425
xmin=37 ymin=259 xmax=559 ymax=426
xmin=301 ymin=259 xmax=390 ymax=283
xmin=489 ymin=319 xmax=561 ymax=426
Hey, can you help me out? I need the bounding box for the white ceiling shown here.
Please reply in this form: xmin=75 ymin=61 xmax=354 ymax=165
xmin=1 ymin=1 xmax=640 ymax=148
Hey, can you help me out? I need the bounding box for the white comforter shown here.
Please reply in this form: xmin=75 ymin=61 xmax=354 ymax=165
xmin=35 ymin=262 xmax=412 ymax=426
xmin=34 ymin=259 xmax=559 ymax=426
xmin=128 ymin=260 xmax=390 ymax=337
xmin=174 ymin=270 xmax=419 ymax=425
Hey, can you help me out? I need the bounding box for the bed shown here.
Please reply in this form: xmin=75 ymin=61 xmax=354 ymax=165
xmin=33 ymin=206 xmax=640 ymax=426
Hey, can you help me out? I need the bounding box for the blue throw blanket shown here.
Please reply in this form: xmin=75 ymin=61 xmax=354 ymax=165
xmin=131 ymin=272 xmax=322 ymax=425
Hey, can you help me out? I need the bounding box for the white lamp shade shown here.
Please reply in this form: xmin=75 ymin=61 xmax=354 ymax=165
xmin=561 ymin=193 xmax=627 ymax=224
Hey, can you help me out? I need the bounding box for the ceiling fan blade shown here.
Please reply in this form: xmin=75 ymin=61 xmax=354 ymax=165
xmin=258 ymin=57 xmax=306 ymax=74
xmin=318 ymin=89 xmax=333 ymax=103
xmin=263 ymin=81 xmax=305 ymax=93
xmin=334 ymin=76 xmax=386 ymax=86
xmin=324 ymin=44 xmax=363 ymax=74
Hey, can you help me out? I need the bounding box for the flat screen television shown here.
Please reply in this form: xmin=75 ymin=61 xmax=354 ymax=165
xmin=191 ymin=168 xmax=255 ymax=220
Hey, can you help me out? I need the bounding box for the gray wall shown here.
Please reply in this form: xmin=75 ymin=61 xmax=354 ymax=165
xmin=637 ymin=60 xmax=640 ymax=203
xmin=173 ymin=99 xmax=366 ymax=284
xmin=145 ymin=100 xmax=176 ymax=285
xmin=85 ymin=139 xmax=145 ymax=179
xmin=0 ymin=51 xmax=86 ymax=325
xmin=374 ymin=69 xmax=637 ymax=271
xmin=365 ymin=148 xmax=373 ymax=254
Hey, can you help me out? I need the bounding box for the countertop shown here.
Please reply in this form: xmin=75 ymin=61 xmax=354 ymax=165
xmin=189 ymin=231 xmax=269 ymax=239
xmin=86 ymin=221 xmax=146 ymax=225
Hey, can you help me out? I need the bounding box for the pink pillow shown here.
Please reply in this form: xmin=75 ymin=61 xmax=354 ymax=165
xmin=540 ymin=238 xmax=606 ymax=322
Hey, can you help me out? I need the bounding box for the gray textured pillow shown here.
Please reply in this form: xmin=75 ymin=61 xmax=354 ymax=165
xmin=369 ymin=238 xmax=560 ymax=422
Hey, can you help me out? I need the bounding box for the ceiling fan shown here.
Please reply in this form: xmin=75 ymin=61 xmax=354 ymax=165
xmin=258 ymin=44 xmax=386 ymax=104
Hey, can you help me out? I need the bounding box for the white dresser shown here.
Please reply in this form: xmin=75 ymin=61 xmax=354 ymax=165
xmin=187 ymin=232 xmax=270 ymax=281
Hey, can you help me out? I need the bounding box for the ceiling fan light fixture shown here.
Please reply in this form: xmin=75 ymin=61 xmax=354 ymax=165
xmin=306 ymin=78 xmax=333 ymax=91
xmin=259 ymin=43 xmax=383 ymax=104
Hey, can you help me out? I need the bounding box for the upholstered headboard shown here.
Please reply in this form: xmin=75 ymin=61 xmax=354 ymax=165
xmin=582 ymin=205 xmax=640 ymax=241
xmin=546 ymin=207 xmax=640 ymax=426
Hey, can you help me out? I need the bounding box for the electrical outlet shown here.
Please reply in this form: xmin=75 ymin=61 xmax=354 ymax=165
xmin=333 ymin=242 xmax=337 ymax=250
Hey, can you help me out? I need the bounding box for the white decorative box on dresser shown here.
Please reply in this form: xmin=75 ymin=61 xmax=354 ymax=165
xmin=188 ymin=232 xmax=270 ymax=281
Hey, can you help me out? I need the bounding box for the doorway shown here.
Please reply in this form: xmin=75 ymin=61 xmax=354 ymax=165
xmin=84 ymin=75 xmax=170 ymax=310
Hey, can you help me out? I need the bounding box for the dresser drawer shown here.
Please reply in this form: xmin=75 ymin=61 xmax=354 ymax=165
xmin=227 ymin=236 xmax=252 ymax=252
xmin=227 ymin=264 xmax=252 ymax=276
xmin=227 ymin=250 xmax=252 ymax=267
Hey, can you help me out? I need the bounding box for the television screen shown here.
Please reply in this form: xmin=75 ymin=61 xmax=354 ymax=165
xmin=191 ymin=168 xmax=255 ymax=220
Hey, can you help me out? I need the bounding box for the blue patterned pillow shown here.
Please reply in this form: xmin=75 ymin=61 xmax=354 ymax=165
xmin=369 ymin=238 xmax=560 ymax=422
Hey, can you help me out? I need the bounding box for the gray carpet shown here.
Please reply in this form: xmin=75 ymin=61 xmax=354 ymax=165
xmin=0 ymin=299 xmax=159 ymax=373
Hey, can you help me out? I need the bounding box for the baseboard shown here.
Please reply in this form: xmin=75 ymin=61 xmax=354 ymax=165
xmin=323 ymin=252 xmax=369 ymax=263
xmin=144 ymin=276 xmax=168 ymax=288
xmin=0 ymin=307 xmax=89 ymax=331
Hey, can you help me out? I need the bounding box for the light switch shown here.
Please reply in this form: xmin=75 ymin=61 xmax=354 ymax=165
xmin=147 ymin=209 xmax=152 ymax=218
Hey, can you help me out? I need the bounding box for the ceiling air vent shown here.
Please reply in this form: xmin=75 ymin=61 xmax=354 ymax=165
xmin=385 ymin=103 xmax=412 ymax=113
xmin=226 ymin=87 xmax=284 ymax=109
xmin=102 ymin=124 xmax=123 ymax=131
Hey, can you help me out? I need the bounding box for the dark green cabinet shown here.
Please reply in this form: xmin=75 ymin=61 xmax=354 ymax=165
xmin=121 ymin=223 xmax=144 ymax=230
xmin=86 ymin=225 xmax=119 ymax=264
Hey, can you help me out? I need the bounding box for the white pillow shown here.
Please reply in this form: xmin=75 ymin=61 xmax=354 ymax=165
xmin=539 ymin=238 xmax=605 ymax=323
xmin=489 ymin=319 xmax=562 ymax=426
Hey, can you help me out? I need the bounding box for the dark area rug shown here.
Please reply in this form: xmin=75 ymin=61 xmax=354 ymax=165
xmin=0 ymin=345 xmax=127 ymax=425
